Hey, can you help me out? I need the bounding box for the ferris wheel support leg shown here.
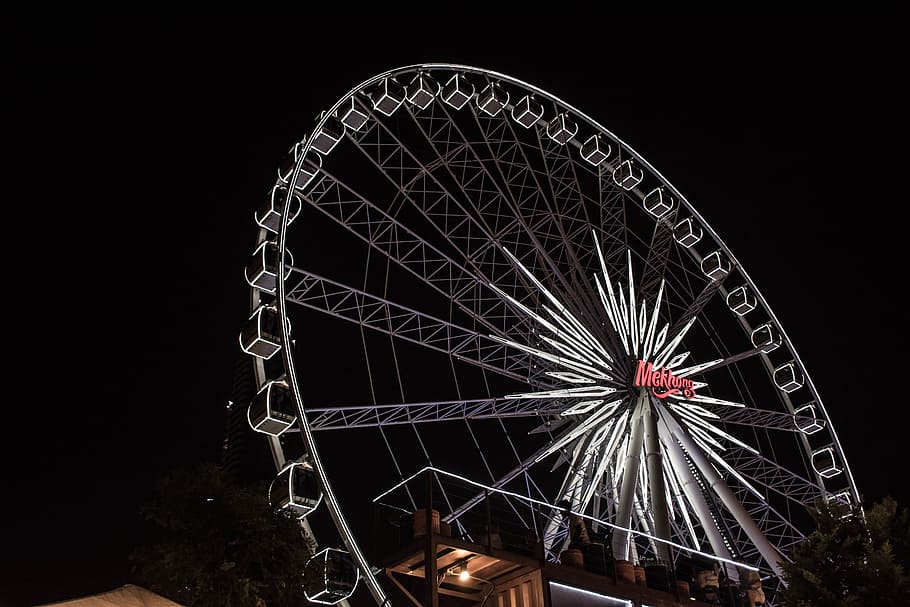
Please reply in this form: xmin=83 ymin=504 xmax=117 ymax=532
xmin=611 ymin=392 xmax=647 ymax=561
xmin=660 ymin=404 xmax=785 ymax=582
xmin=540 ymin=435 xmax=594 ymax=555
xmin=643 ymin=398 xmax=673 ymax=564
xmin=657 ymin=414 xmax=737 ymax=580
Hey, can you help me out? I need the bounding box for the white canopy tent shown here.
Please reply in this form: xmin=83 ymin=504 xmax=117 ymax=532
xmin=34 ymin=584 xmax=185 ymax=607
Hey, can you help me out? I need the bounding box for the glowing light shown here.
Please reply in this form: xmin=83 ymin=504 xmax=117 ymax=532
xmin=458 ymin=564 xmax=470 ymax=581
xmin=480 ymin=235 xmax=767 ymax=569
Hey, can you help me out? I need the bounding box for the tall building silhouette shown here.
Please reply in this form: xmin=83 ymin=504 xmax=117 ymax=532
xmin=223 ymin=353 xmax=274 ymax=483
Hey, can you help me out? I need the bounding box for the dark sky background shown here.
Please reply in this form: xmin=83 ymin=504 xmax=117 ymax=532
xmin=4 ymin=11 xmax=905 ymax=607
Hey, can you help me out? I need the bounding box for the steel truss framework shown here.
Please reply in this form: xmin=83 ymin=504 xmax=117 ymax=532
xmin=242 ymin=64 xmax=859 ymax=607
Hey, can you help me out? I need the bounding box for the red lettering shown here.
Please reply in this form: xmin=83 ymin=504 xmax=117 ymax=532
xmin=632 ymin=359 xmax=696 ymax=399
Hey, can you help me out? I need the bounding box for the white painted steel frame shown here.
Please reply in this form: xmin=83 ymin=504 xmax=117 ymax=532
xmin=245 ymin=63 xmax=861 ymax=606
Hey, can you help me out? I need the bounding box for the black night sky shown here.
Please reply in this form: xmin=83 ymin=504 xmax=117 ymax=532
xmin=4 ymin=11 xmax=906 ymax=607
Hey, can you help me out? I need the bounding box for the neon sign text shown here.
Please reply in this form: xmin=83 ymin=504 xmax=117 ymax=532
xmin=634 ymin=360 xmax=695 ymax=399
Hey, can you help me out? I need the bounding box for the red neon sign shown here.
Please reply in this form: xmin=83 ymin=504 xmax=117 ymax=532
xmin=633 ymin=360 xmax=696 ymax=399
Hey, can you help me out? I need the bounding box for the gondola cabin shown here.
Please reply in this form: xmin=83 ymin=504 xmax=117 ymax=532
xmin=750 ymin=322 xmax=782 ymax=353
xmin=700 ymin=250 xmax=730 ymax=280
xmin=270 ymin=461 xmax=323 ymax=518
xmin=304 ymin=548 xmax=360 ymax=605
xmin=277 ymin=142 xmax=322 ymax=193
xmin=406 ymin=72 xmax=440 ymax=110
xmin=476 ymin=82 xmax=509 ymax=117
xmin=581 ymin=135 xmax=611 ymax=167
xmin=811 ymin=446 xmax=843 ymax=478
xmin=255 ymin=185 xmax=302 ymax=235
xmin=643 ymin=187 xmax=675 ymax=218
xmin=248 ymin=379 xmax=297 ymax=436
xmin=773 ymin=361 xmax=804 ymax=393
xmin=673 ymin=217 xmax=703 ymax=248
xmin=547 ymin=113 xmax=578 ymax=145
xmin=244 ymin=241 xmax=293 ymax=294
xmin=793 ymin=402 xmax=825 ymax=435
xmin=440 ymin=73 xmax=475 ymax=110
xmin=311 ymin=114 xmax=345 ymax=156
xmin=726 ymin=285 xmax=756 ymax=316
xmin=372 ymin=78 xmax=405 ymax=116
xmin=337 ymin=96 xmax=369 ymax=132
xmin=612 ymin=160 xmax=643 ymax=190
xmin=239 ymin=305 xmax=284 ymax=360
xmin=512 ymin=95 xmax=544 ymax=128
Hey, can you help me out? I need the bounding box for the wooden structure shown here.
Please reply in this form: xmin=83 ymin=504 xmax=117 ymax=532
xmin=377 ymin=510 xmax=730 ymax=607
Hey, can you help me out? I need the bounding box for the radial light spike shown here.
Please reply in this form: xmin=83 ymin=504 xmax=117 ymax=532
xmin=501 ymin=247 xmax=568 ymax=314
xmin=667 ymin=351 xmax=690 ymax=369
xmin=541 ymin=308 xmax=613 ymax=369
xmin=685 ymin=394 xmax=747 ymax=408
xmin=507 ymin=386 xmax=617 ymax=399
xmin=535 ymin=399 xmax=623 ymax=461
xmin=674 ymin=358 xmax=724 ymax=378
xmin=671 ymin=400 xmax=720 ymax=419
xmin=487 ymin=282 xmax=562 ymax=337
xmin=689 ymin=426 xmax=726 ymax=452
xmin=593 ymin=231 xmax=629 ymax=349
xmin=642 ymin=281 xmax=664 ymax=360
xmin=653 ymin=323 xmax=668 ymax=354
xmin=627 ymin=251 xmax=638 ymax=355
xmin=638 ymin=301 xmax=648 ymax=350
xmin=546 ymin=371 xmax=595 ymax=384
xmin=489 ymin=334 xmax=610 ymax=380
xmin=596 ymin=274 xmax=629 ymax=355
xmin=654 ymin=316 xmax=697 ymax=368
xmin=562 ymin=399 xmax=604 ymax=416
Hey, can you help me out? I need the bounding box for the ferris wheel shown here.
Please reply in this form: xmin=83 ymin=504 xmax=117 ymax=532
xmin=240 ymin=64 xmax=858 ymax=606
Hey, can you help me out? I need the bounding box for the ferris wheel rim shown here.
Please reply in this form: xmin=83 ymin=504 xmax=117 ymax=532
xmin=278 ymin=63 xmax=858 ymax=510
xmin=249 ymin=63 xmax=860 ymax=604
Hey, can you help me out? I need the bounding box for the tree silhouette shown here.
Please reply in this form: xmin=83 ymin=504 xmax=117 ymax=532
xmin=130 ymin=462 xmax=312 ymax=607
xmin=779 ymin=496 xmax=910 ymax=606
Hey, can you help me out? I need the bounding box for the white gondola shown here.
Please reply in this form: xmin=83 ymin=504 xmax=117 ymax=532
xmin=337 ymin=96 xmax=369 ymax=132
xmin=673 ymin=217 xmax=703 ymax=248
xmin=476 ymin=82 xmax=509 ymax=117
xmin=830 ymin=490 xmax=853 ymax=507
xmin=726 ymin=285 xmax=756 ymax=316
xmin=773 ymin=361 xmax=804 ymax=393
xmin=546 ymin=112 xmax=578 ymax=145
xmin=580 ymin=134 xmax=611 ymax=166
xmin=277 ymin=142 xmax=322 ymax=193
xmin=255 ymin=185 xmax=303 ymax=235
xmin=371 ymin=78 xmax=405 ymax=117
xmin=643 ymin=187 xmax=675 ymax=218
xmin=612 ymin=159 xmax=643 ymax=190
xmin=750 ymin=322 xmax=782 ymax=353
xmin=405 ymin=72 xmax=439 ymax=110
xmin=700 ymin=250 xmax=730 ymax=280
xmin=793 ymin=402 xmax=825 ymax=435
xmin=441 ymin=74 xmax=475 ymax=110
xmin=811 ymin=446 xmax=843 ymax=478
xmin=239 ymin=305 xmax=283 ymax=360
xmin=248 ymin=379 xmax=297 ymax=436
xmin=304 ymin=548 xmax=360 ymax=605
xmin=511 ymin=95 xmax=543 ymax=128
xmin=311 ymin=114 xmax=346 ymax=156
xmin=270 ymin=461 xmax=323 ymax=518
xmin=244 ymin=241 xmax=294 ymax=293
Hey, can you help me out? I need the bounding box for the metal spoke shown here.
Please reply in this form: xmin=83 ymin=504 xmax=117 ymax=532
xmin=285 ymin=266 xmax=554 ymax=387
xmin=307 ymin=397 xmax=567 ymax=431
